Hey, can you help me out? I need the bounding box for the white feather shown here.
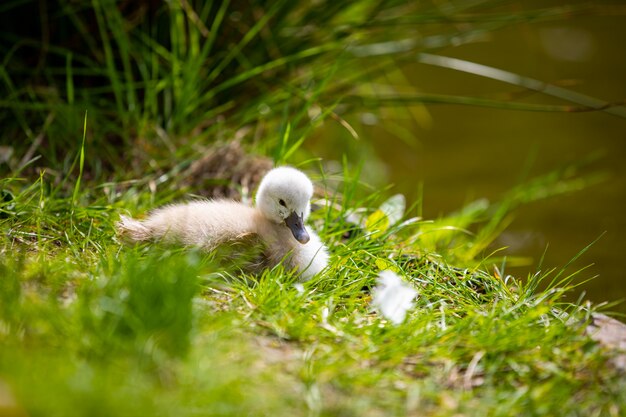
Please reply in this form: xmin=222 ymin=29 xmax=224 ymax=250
xmin=371 ymin=270 xmax=417 ymax=325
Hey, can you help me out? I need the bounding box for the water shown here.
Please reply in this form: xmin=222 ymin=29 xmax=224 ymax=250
xmin=313 ymin=12 xmax=626 ymax=312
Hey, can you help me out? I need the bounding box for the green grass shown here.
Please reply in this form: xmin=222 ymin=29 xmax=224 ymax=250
xmin=1 ymin=0 xmax=626 ymax=416
xmin=1 ymin=163 xmax=624 ymax=416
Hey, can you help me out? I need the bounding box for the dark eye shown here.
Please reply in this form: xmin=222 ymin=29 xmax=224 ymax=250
xmin=279 ymin=199 xmax=286 ymax=207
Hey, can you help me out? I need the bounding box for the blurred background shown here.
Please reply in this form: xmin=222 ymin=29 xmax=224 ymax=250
xmin=309 ymin=6 xmax=626 ymax=312
xmin=1 ymin=0 xmax=625 ymax=310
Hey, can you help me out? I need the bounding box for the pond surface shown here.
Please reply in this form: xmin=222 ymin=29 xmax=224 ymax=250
xmin=313 ymin=12 xmax=626 ymax=312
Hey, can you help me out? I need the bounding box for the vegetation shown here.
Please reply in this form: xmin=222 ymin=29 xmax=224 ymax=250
xmin=1 ymin=1 xmax=624 ymax=416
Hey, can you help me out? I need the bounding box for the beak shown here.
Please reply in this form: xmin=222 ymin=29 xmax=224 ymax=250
xmin=285 ymin=211 xmax=310 ymax=244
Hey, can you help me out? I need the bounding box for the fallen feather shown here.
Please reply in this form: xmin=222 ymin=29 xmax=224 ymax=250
xmin=371 ymin=270 xmax=418 ymax=325
xmin=293 ymin=283 xmax=305 ymax=294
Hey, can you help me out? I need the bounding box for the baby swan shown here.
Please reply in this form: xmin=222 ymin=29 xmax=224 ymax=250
xmin=116 ymin=167 xmax=329 ymax=280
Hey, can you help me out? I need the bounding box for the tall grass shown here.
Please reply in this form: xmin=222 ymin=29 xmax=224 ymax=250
xmin=2 ymin=0 xmax=622 ymax=185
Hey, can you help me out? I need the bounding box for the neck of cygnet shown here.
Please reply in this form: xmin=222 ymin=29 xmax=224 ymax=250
xmin=252 ymin=209 xmax=302 ymax=248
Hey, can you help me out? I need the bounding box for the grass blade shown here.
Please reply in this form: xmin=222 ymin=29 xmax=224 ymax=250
xmin=71 ymin=111 xmax=87 ymax=208
xmin=416 ymin=52 xmax=626 ymax=118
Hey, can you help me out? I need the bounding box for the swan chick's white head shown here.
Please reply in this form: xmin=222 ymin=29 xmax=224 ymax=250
xmin=255 ymin=167 xmax=314 ymax=244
